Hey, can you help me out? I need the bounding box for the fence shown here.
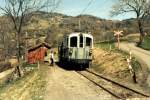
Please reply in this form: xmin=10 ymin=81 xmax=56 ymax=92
xmin=0 ymin=59 xmax=18 ymax=85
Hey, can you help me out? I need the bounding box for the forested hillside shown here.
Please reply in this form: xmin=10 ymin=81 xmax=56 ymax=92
xmin=0 ymin=11 xmax=150 ymax=48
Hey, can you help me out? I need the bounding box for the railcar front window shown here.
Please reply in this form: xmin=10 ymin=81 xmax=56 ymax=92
xmin=80 ymin=35 xmax=83 ymax=47
xmin=86 ymin=37 xmax=91 ymax=46
xmin=70 ymin=37 xmax=77 ymax=47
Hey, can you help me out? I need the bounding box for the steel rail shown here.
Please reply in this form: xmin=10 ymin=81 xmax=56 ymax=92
xmin=85 ymin=69 xmax=150 ymax=97
xmin=76 ymin=71 xmax=123 ymax=99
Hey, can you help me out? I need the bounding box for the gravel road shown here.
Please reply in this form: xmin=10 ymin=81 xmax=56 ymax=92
xmin=44 ymin=66 xmax=115 ymax=100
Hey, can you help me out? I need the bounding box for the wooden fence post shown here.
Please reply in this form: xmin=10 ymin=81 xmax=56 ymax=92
xmin=38 ymin=61 xmax=40 ymax=69
xmin=109 ymin=45 xmax=112 ymax=54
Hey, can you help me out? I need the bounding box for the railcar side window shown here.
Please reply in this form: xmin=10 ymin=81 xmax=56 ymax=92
xmin=70 ymin=37 xmax=77 ymax=47
xmin=86 ymin=37 xmax=91 ymax=46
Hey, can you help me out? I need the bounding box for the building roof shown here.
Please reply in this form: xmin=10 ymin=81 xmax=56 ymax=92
xmin=28 ymin=42 xmax=51 ymax=52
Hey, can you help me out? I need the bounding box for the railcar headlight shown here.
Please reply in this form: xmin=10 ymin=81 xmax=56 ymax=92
xmin=69 ymin=48 xmax=73 ymax=55
xmin=89 ymin=49 xmax=92 ymax=55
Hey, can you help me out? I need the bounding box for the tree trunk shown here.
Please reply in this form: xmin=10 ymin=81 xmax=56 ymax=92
xmin=137 ymin=18 xmax=144 ymax=46
xmin=16 ymin=31 xmax=21 ymax=77
xmin=16 ymin=14 xmax=24 ymax=77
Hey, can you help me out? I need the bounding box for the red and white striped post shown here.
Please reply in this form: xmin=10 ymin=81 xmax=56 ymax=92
xmin=126 ymin=50 xmax=137 ymax=83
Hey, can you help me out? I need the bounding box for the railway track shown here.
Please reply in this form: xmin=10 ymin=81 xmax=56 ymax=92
xmin=76 ymin=69 xmax=149 ymax=99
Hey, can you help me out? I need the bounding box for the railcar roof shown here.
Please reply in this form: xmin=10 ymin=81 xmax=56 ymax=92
xmin=68 ymin=32 xmax=93 ymax=38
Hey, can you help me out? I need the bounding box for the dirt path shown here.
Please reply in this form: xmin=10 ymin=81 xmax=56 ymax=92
xmin=44 ymin=65 xmax=115 ymax=100
xmin=119 ymin=42 xmax=150 ymax=88
xmin=0 ymin=64 xmax=47 ymax=100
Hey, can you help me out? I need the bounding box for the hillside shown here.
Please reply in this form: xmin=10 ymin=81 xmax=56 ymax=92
xmin=24 ymin=11 xmax=150 ymax=43
xmin=0 ymin=11 xmax=150 ymax=47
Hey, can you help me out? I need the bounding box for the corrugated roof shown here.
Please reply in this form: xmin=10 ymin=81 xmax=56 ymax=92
xmin=28 ymin=42 xmax=51 ymax=52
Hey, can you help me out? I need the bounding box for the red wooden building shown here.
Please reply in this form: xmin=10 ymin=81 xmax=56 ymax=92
xmin=27 ymin=43 xmax=51 ymax=64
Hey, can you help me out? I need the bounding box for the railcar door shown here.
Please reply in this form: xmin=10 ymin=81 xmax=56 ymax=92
xmin=69 ymin=36 xmax=78 ymax=60
xmin=77 ymin=34 xmax=85 ymax=60
xmin=85 ymin=37 xmax=92 ymax=59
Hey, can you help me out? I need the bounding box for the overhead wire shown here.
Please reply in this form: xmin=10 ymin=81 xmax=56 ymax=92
xmin=87 ymin=0 xmax=108 ymax=14
xmin=78 ymin=0 xmax=95 ymax=31
xmin=79 ymin=0 xmax=95 ymax=15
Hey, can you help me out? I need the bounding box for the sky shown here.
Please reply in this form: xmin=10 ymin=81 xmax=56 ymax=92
xmin=0 ymin=0 xmax=136 ymax=20
xmin=57 ymin=0 xmax=136 ymax=20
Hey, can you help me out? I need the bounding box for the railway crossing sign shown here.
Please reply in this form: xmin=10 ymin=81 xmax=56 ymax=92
xmin=114 ymin=30 xmax=123 ymax=50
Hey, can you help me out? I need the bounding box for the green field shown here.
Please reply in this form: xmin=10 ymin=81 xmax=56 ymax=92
xmin=139 ymin=36 xmax=150 ymax=50
xmin=95 ymin=41 xmax=115 ymax=51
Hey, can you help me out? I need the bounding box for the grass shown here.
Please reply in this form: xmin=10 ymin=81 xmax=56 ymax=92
xmin=131 ymin=59 xmax=141 ymax=72
xmin=95 ymin=41 xmax=115 ymax=51
xmin=95 ymin=41 xmax=141 ymax=73
xmin=0 ymin=70 xmax=36 ymax=95
xmin=30 ymin=68 xmax=47 ymax=100
xmin=0 ymin=63 xmax=47 ymax=100
xmin=139 ymin=36 xmax=150 ymax=50
xmin=22 ymin=62 xmax=38 ymax=68
xmin=115 ymin=49 xmax=141 ymax=72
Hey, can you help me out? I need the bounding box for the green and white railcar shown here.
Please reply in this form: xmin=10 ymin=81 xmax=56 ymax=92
xmin=58 ymin=32 xmax=93 ymax=67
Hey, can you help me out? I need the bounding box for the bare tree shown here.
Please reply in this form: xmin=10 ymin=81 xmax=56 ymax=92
xmin=0 ymin=0 xmax=60 ymax=77
xmin=111 ymin=0 xmax=150 ymax=45
xmin=0 ymin=17 xmax=12 ymax=61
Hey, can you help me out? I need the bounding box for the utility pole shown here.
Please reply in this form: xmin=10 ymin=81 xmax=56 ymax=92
xmin=78 ymin=19 xmax=81 ymax=32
